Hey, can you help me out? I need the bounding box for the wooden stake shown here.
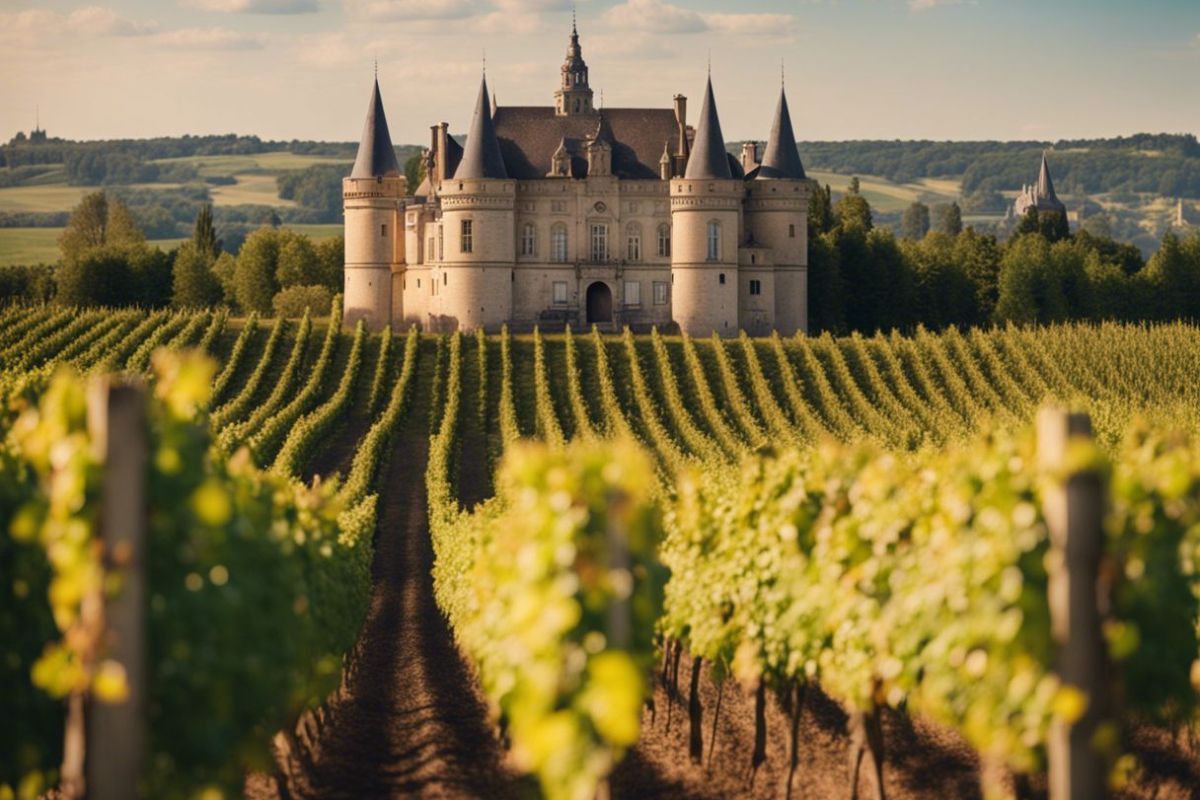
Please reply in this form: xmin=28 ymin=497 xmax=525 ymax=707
xmin=1037 ymin=408 xmax=1109 ymax=800
xmin=87 ymin=378 xmax=148 ymax=800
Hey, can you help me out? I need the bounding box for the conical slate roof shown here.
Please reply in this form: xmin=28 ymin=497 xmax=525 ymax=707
xmin=1036 ymin=152 xmax=1059 ymax=202
xmin=455 ymin=76 xmax=508 ymax=180
xmin=351 ymin=78 xmax=402 ymax=179
xmin=756 ymin=87 xmax=805 ymax=180
xmin=684 ymin=77 xmax=732 ymax=180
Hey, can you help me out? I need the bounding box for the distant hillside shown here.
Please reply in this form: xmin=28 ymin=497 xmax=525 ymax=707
xmin=797 ymin=134 xmax=1200 ymax=198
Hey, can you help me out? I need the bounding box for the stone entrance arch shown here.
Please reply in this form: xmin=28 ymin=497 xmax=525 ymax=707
xmin=586 ymin=281 xmax=613 ymax=325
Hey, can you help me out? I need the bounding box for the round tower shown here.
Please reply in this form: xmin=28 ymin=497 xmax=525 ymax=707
xmin=671 ymin=76 xmax=741 ymax=337
xmin=745 ymin=85 xmax=810 ymax=335
xmin=343 ymin=76 xmax=405 ymax=331
xmin=436 ymin=75 xmax=514 ymax=332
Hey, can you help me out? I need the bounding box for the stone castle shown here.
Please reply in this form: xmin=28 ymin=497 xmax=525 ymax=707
xmin=342 ymin=23 xmax=810 ymax=337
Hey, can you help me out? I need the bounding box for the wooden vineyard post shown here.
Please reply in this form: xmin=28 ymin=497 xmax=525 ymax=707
xmin=1036 ymin=409 xmax=1110 ymax=800
xmin=87 ymin=378 xmax=148 ymax=799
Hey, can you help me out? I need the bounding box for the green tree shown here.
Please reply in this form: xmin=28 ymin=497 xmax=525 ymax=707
xmin=273 ymin=285 xmax=334 ymax=319
xmin=1142 ymin=230 xmax=1200 ymax=320
xmin=212 ymin=252 xmax=238 ymax=305
xmin=316 ymin=236 xmax=344 ymax=292
xmin=192 ymin=203 xmax=221 ymax=258
xmin=932 ymin=202 xmax=963 ymax=236
xmin=848 ymin=176 xmax=861 ymax=195
xmin=953 ymin=229 xmax=1002 ymax=324
xmin=172 ymin=242 xmax=223 ymax=308
xmin=55 ymin=245 xmax=134 ymax=307
xmin=903 ymin=233 xmax=976 ymax=330
xmin=404 ymin=154 xmax=426 ymax=194
xmin=808 ymin=181 xmax=835 ymax=238
xmin=806 ymin=233 xmax=844 ymax=334
xmin=834 ymin=192 xmax=873 ymax=233
xmin=276 ymin=232 xmax=321 ymax=288
xmin=59 ymin=191 xmax=145 ymax=267
xmin=233 ymin=227 xmax=283 ymax=313
xmin=995 ymin=234 xmax=1070 ymax=324
xmin=900 ymin=202 xmax=930 ymax=240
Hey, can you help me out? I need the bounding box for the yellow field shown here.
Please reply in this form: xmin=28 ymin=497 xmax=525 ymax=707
xmin=209 ymin=174 xmax=299 ymax=207
xmin=150 ymin=151 xmax=351 ymax=177
xmin=806 ymin=170 xmax=961 ymax=213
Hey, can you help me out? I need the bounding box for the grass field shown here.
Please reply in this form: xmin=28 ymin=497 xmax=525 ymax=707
xmin=807 ymin=169 xmax=961 ymax=213
xmin=150 ymin=151 xmax=352 ymax=177
xmin=0 ymin=223 xmax=341 ymax=267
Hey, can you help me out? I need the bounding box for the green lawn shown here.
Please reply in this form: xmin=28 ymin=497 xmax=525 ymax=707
xmin=807 ymin=170 xmax=962 ymax=214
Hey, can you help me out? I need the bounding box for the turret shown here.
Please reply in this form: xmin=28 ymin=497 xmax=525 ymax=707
xmin=746 ymin=85 xmax=809 ymax=334
xmin=670 ymin=76 xmax=742 ymax=337
xmin=343 ymin=75 xmax=406 ymax=331
xmin=436 ymin=75 xmax=514 ymax=332
xmin=554 ymin=18 xmax=594 ymax=116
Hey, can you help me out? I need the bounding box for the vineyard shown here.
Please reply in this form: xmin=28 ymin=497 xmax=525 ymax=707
xmin=3 ymin=302 xmax=1200 ymax=799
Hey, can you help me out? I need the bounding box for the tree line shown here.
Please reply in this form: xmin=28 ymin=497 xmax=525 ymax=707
xmin=807 ymin=181 xmax=1200 ymax=333
xmin=798 ymin=134 xmax=1200 ymax=198
xmin=5 ymin=191 xmax=344 ymax=318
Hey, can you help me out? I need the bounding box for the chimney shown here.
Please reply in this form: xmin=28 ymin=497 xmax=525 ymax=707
xmin=436 ymin=122 xmax=449 ymax=183
xmin=741 ymin=141 xmax=759 ymax=174
xmin=673 ymin=94 xmax=688 ymax=159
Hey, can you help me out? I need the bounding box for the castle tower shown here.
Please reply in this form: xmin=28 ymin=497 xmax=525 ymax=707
xmin=670 ymin=76 xmax=742 ymax=337
xmin=436 ymin=75 xmax=514 ymax=332
xmin=343 ymin=75 xmax=406 ymax=331
xmin=554 ymin=17 xmax=594 ymax=115
xmin=746 ymin=85 xmax=810 ymax=334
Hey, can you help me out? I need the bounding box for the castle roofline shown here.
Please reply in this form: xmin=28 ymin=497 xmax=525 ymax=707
xmin=455 ymin=75 xmax=508 ymax=180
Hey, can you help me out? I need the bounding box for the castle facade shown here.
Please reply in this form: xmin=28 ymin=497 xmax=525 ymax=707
xmin=343 ymin=24 xmax=810 ymax=336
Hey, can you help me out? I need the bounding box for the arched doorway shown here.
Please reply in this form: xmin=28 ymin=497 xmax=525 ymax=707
xmin=586 ymin=281 xmax=612 ymax=324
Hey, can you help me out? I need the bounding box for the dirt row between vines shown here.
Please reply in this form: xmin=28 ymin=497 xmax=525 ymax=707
xmin=245 ymin=370 xmax=1200 ymax=799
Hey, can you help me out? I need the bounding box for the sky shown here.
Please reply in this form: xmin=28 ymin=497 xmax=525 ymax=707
xmin=1 ymin=0 xmax=1198 ymax=145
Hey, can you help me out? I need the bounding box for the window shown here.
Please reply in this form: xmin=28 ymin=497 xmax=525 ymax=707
xmin=551 ymin=223 xmax=569 ymax=263
xmin=624 ymin=281 xmax=641 ymax=306
xmin=438 ymin=227 xmax=444 ymax=261
xmin=590 ymin=224 xmax=608 ymax=262
xmin=749 ymin=279 xmax=762 ymax=296
xmin=552 ymin=281 xmax=568 ymax=305
xmin=521 ymin=222 xmax=536 ymax=256
xmin=657 ymin=224 xmax=671 ymax=258
xmin=653 ymin=281 xmax=668 ymax=305
xmin=443 ymin=272 xmax=448 ymax=286
xmin=381 ymin=224 xmax=387 ymax=237
xmin=707 ymin=221 xmax=720 ymax=261
xmin=551 ymin=200 xmax=567 ymax=213
xmin=718 ymin=273 xmax=726 ymax=285
xmin=789 ymin=223 xmax=796 ymax=239
xmin=427 ymin=236 xmax=434 ymax=261
xmin=626 ymin=224 xmax=641 ymax=262
xmin=460 ymin=219 xmax=473 ymax=254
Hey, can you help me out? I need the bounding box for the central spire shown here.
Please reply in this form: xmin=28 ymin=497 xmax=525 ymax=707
xmin=555 ymin=18 xmax=593 ymax=116
xmin=350 ymin=76 xmax=401 ymax=179
xmin=757 ymin=86 xmax=805 ymax=180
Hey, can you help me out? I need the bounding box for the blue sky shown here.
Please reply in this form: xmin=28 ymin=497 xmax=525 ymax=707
xmin=1 ymin=0 xmax=1197 ymax=144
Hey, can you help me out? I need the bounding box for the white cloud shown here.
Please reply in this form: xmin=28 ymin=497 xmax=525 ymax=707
xmin=0 ymin=6 xmax=159 ymax=47
xmin=182 ymin=0 xmax=319 ymax=13
xmin=604 ymin=0 xmax=706 ymax=34
xmin=156 ymin=27 xmax=266 ymax=49
xmin=345 ymin=0 xmax=478 ymax=21
xmin=492 ymin=0 xmax=570 ymax=10
xmin=603 ymin=0 xmax=796 ymax=37
xmin=705 ymin=13 xmax=796 ymax=36
xmin=907 ymin=0 xmax=963 ymax=11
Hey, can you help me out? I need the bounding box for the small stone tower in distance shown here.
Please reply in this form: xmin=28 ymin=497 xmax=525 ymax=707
xmin=343 ymin=75 xmax=405 ymax=331
xmin=435 ymin=75 xmax=514 ymax=332
xmin=670 ymin=77 xmax=741 ymax=337
xmin=746 ymin=85 xmax=809 ymax=334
